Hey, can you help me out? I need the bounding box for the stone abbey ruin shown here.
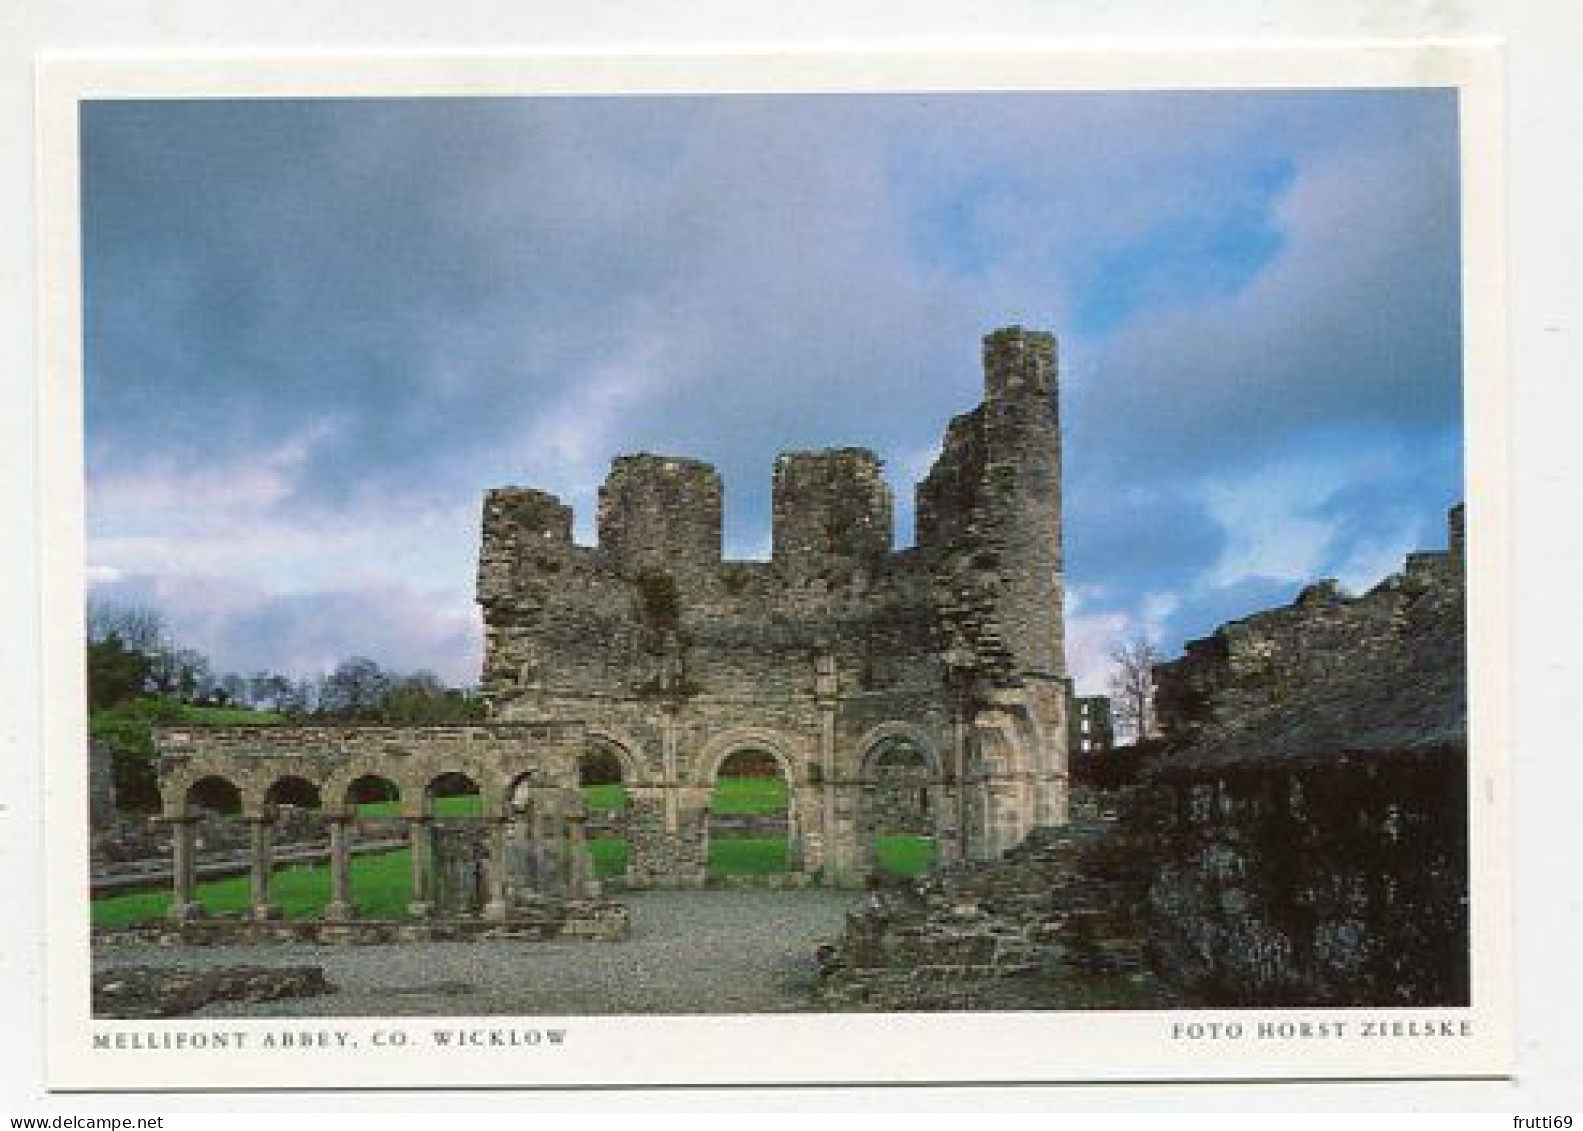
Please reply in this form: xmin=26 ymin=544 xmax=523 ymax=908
xmin=818 ymin=504 xmax=1469 ymax=1009
xmin=117 ymin=322 xmax=1469 ymax=1013
xmin=145 ymin=326 xmax=1072 ymax=930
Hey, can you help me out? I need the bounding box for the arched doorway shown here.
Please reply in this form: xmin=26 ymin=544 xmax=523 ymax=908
xmin=259 ymin=775 xmax=326 ymax=918
xmin=580 ymin=742 xmax=629 ymax=882
xmin=707 ymin=748 xmax=795 ymax=878
xmin=341 ymin=774 xmax=405 ymax=918
xmin=181 ymin=775 xmax=242 ymax=916
xmin=423 ymin=772 xmax=485 ymax=916
xmin=859 ymin=738 xmax=938 ymax=877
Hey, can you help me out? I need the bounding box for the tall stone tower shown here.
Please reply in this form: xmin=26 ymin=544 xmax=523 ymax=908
xmin=978 ymin=326 xmax=1065 ymax=681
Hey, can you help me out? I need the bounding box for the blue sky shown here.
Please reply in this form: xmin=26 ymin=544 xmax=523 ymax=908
xmin=80 ymin=90 xmax=1463 ymax=692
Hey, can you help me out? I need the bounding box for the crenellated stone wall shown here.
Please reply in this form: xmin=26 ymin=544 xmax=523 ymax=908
xmin=472 ymin=326 xmax=1072 ymax=886
xmin=151 ymin=327 xmax=1072 ymax=923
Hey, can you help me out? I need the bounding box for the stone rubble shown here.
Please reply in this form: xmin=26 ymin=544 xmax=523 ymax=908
xmin=93 ymin=964 xmax=334 ymax=1018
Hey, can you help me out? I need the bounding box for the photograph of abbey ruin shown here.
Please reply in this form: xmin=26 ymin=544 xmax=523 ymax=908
xmin=82 ymin=88 xmax=1471 ymax=1020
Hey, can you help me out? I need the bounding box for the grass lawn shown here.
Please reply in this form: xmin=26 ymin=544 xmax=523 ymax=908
xmin=588 ymin=837 xmax=628 ymax=877
xmin=347 ymin=777 xmax=786 ymax=818
xmin=707 ymin=776 xmax=787 ymax=816
xmin=91 ymin=774 xmax=930 ymax=926
xmin=181 ymin=705 xmax=287 ymax=725
xmin=352 ymin=794 xmax=482 ymax=820
xmin=874 ymin=835 xmax=935 ymax=876
xmin=91 ymin=848 xmax=415 ymax=929
xmin=707 ymin=835 xmax=789 ymax=876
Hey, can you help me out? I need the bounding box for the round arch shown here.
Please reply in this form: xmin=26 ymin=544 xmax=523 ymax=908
xmin=183 ymin=773 xmax=243 ymax=815
xmin=695 ymin=726 xmax=805 ymax=786
xmin=583 ymin=726 xmax=649 ymax=786
xmin=322 ymin=763 xmax=425 ymax=819
xmin=423 ymin=770 xmax=485 ymax=820
xmin=261 ymin=773 xmax=324 ymax=811
xmin=162 ymin=768 xmax=249 ymax=819
xmin=855 ymin=721 xmax=944 ymax=782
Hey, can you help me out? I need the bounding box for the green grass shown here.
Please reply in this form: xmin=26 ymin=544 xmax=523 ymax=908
xmin=181 ymin=705 xmax=287 ymax=725
xmin=351 ymin=794 xmax=482 ymax=819
xmin=91 ymin=848 xmax=417 ymax=929
xmin=708 ymin=775 xmax=787 ymax=816
xmin=583 ymin=784 xmax=627 ymax=813
xmin=342 ymin=777 xmax=782 ymax=818
xmin=588 ymin=837 xmax=628 ymax=878
xmin=707 ymin=835 xmax=789 ymax=876
xmin=874 ymin=834 xmax=935 ymax=876
xmin=584 ymin=777 xmax=787 ymax=815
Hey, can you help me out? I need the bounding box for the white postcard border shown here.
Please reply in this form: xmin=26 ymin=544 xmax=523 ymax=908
xmin=36 ymin=44 xmax=1512 ymax=1092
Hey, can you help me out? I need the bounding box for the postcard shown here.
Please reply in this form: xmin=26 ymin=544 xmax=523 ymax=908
xmin=36 ymin=45 xmax=1510 ymax=1091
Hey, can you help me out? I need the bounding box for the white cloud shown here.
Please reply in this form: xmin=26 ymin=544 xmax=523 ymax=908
xmin=89 ymin=571 xmax=481 ymax=685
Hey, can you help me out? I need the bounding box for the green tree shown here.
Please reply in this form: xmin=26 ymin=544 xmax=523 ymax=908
xmin=318 ymin=656 xmax=393 ymax=719
xmin=89 ymin=696 xmax=185 ymax=812
xmin=379 ymin=670 xmax=486 ymax=723
xmin=86 ymin=635 xmax=152 ymax=709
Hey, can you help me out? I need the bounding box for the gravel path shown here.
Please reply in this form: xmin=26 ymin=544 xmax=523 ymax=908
xmin=93 ymin=889 xmax=861 ymax=1017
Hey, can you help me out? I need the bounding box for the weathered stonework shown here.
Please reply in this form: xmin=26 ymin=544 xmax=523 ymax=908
xmin=1069 ymin=696 xmax=1114 ymax=755
xmin=89 ymin=738 xmax=117 ymax=829
xmin=1138 ymin=505 xmax=1469 ymax=1006
xmin=814 ymin=821 xmax=1176 ymax=1011
xmin=815 ymin=506 xmax=1469 ymax=1009
xmin=149 ymin=326 xmax=1071 ymax=925
xmin=93 ymin=964 xmax=333 ymax=1018
xmin=475 ymin=325 xmax=1071 ymax=886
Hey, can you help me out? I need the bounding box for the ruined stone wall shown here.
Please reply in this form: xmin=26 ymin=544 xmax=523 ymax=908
xmin=815 ymin=821 xmax=1173 ymax=1011
xmin=90 ymin=738 xmax=118 ymax=829
xmin=1070 ymin=695 xmax=1114 ymax=755
xmin=474 ymin=327 xmax=1072 ymax=879
xmin=1153 ymin=504 xmax=1465 ymax=755
xmin=918 ymin=329 xmax=1064 ymax=684
xmin=1136 ymin=748 xmax=1467 ymax=1007
xmin=480 ymin=474 xmax=944 ymax=711
xmin=1139 ymin=505 xmax=1469 ymax=1006
xmin=817 ymin=506 xmax=1470 ymax=1007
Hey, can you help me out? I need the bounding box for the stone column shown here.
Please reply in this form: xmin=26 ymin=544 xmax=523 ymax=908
xmin=248 ymin=818 xmax=281 ymax=920
xmin=827 ymin=777 xmax=866 ymax=887
xmin=566 ymin=810 xmax=597 ymax=899
xmin=814 ymin=652 xmax=839 ymax=886
xmin=407 ymin=817 xmax=435 ymax=918
xmin=482 ymin=818 xmax=510 ymax=920
xmin=675 ymin=786 xmax=710 ymax=888
xmin=933 ymin=784 xmax=963 ymax=866
xmin=624 ymin=785 xmax=663 ymax=884
xmin=785 ymin=789 xmax=806 ymax=875
xmin=168 ymin=817 xmax=202 ymax=921
xmin=855 ymin=782 xmax=879 ymax=874
xmin=325 ymin=817 xmax=355 ymax=921
xmin=661 ymin=713 xmax=680 ymax=839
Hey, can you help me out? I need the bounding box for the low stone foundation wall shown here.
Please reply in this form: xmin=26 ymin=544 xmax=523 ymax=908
xmin=95 ymin=965 xmax=333 ymax=1018
xmin=606 ymin=870 xmax=816 ymax=892
xmin=814 ymin=821 xmax=1178 ymax=1011
xmin=1136 ymin=747 xmax=1468 ymax=1007
xmin=813 ymin=746 xmax=1468 ymax=1011
xmin=93 ymin=900 xmax=630 ymax=946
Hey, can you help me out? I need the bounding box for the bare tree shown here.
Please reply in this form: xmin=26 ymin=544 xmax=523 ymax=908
xmin=1107 ymin=636 xmax=1162 ymax=744
xmin=86 ymin=599 xmax=168 ymax=653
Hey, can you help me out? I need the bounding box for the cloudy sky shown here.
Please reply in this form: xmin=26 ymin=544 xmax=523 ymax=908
xmin=81 ymin=89 xmax=1463 ymax=693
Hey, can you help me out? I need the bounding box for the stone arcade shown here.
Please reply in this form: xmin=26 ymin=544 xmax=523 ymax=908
xmin=151 ymin=327 xmax=1071 ymax=924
